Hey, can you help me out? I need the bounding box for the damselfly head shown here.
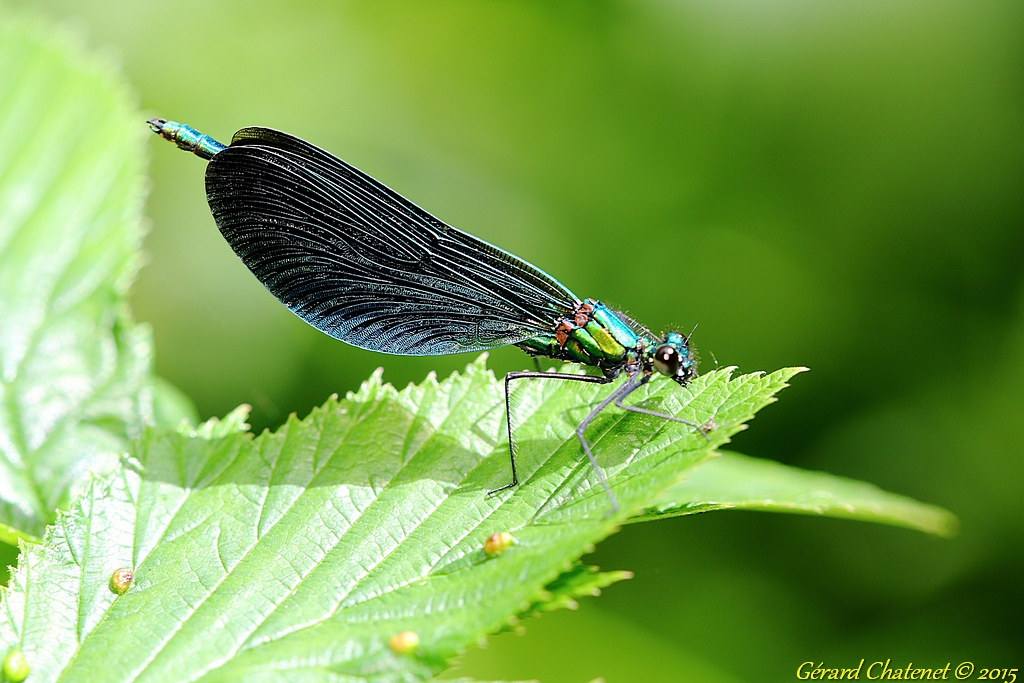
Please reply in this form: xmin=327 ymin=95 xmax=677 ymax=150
xmin=652 ymin=331 xmax=697 ymax=385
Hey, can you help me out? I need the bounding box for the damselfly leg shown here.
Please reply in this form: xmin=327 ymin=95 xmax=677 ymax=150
xmin=569 ymin=377 xmax=644 ymax=512
xmin=495 ymin=372 xmax=712 ymax=512
xmin=615 ymin=374 xmax=712 ymax=441
xmin=492 ymin=370 xmax=613 ymax=498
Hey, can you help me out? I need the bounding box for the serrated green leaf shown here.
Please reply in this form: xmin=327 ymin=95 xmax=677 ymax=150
xmin=518 ymin=565 xmax=634 ymax=619
xmin=636 ymin=450 xmax=959 ymax=536
xmin=0 ymin=360 xmax=798 ymax=682
xmin=0 ymin=14 xmax=153 ymax=538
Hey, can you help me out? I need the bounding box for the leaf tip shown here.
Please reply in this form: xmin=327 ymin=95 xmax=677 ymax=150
xmin=187 ymin=404 xmax=251 ymax=439
xmin=930 ymin=509 xmax=961 ymax=538
xmin=353 ymin=367 xmax=386 ymax=398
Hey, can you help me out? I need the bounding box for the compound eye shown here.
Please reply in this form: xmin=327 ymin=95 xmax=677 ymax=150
xmin=653 ymin=345 xmax=680 ymax=377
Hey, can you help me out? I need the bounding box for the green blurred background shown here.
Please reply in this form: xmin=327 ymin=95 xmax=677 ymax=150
xmin=8 ymin=1 xmax=1022 ymax=680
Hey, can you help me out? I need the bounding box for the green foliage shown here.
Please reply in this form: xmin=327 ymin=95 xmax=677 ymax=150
xmin=0 ymin=15 xmax=152 ymax=542
xmin=635 ymin=451 xmax=959 ymax=537
xmin=0 ymin=360 xmax=951 ymax=682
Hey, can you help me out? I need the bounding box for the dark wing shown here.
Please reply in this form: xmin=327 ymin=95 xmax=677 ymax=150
xmin=205 ymin=127 xmax=579 ymax=356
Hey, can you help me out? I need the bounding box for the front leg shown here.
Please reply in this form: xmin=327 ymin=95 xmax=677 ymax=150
xmin=613 ymin=374 xmax=711 ymax=440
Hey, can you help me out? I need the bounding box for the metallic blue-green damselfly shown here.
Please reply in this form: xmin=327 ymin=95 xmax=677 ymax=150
xmin=149 ymin=119 xmax=708 ymax=511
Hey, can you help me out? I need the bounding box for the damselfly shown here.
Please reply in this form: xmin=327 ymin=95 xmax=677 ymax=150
xmin=148 ymin=119 xmax=707 ymax=511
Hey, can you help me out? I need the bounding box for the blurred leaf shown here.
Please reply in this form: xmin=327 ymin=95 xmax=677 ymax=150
xmin=0 ymin=15 xmax=152 ymax=538
xmin=0 ymin=360 xmax=800 ymax=682
xmin=150 ymin=375 xmax=201 ymax=428
xmin=636 ymin=451 xmax=959 ymax=537
xmin=0 ymin=523 xmax=35 ymax=548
